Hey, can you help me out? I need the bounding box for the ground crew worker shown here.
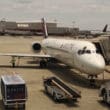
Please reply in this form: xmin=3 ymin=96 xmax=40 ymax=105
xmin=10 ymin=57 xmax=16 ymax=67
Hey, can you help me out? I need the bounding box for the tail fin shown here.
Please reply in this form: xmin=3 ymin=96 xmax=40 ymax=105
xmin=41 ymin=18 xmax=48 ymax=38
xmin=103 ymin=24 xmax=108 ymax=32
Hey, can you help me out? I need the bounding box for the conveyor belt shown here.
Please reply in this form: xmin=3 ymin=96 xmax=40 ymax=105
xmin=48 ymin=77 xmax=81 ymax=98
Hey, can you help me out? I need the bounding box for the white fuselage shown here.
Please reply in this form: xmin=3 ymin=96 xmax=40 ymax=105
xmin=42 ymin=38 xmax=105 ymax=76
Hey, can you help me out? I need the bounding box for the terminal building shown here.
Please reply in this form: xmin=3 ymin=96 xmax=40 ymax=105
xmin=0 ymin=20 xmax=79 ymax=36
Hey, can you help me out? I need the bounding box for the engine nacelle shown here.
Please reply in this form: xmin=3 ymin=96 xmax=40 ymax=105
xmin=32 ymin=42 xmax=42 ymax=53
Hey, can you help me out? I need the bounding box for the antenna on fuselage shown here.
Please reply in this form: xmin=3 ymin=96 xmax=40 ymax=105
xmin=41 ymin=18 xmax=48 ymax=38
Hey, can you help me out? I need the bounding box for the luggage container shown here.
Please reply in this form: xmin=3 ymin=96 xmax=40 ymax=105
xmin=1 ymin=75 xmax=28 ymax=109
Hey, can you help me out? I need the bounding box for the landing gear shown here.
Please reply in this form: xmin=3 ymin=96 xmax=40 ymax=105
xmin=40 ymin=60 xmax=47 ymax=68
xmin=88 ymin=75 xmax=97 ymax=86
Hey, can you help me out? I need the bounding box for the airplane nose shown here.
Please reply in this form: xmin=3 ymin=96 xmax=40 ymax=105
xmin=93 ymin=60 xmax=105 ymax=73
xmin=81 ymin=54 xmax=105 ymax=75
xmin=89 ymin=55 xmax=105 ymax=74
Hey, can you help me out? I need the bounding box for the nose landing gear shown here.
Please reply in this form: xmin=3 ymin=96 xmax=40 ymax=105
xmin=40 ymin=60 xmax=47 ymax=68
xmin=88 ymin=75 xmax=98 ymax=86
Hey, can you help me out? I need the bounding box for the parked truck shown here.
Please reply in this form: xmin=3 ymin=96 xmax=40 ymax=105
xmin=1 ymin=75 xmax=28 ymax=109
xmin=99 ymin=81 xmax=110 ymax=104
xmin=43 ymin=77 xmax=81 ymax=102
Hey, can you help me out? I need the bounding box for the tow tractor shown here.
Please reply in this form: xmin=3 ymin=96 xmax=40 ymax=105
xmin=99 ymin=81 xmax=110 ymax=104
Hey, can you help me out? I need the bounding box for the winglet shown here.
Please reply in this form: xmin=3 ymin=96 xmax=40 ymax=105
xmin=103 ymin=24 xmax=108 ymax=32
xmin=41 ymin=18 xmax=48 ymax=38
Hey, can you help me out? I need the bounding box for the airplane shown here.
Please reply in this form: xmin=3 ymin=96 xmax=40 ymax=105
xmin=0 ymin=18 xmax=105 ymax=84
xmin=90 ymin=24 xmax=108 ymax=37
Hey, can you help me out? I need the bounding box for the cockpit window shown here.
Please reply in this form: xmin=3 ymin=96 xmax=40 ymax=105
xmin=78 ymin=50 xmax=91 ymax=55
xmin=78 ymin=50 xmax=81 ymax=55
xmin=86 ymin=50 xmax=91 ymax=53
xmin=77 ymin=46 xmax=91 ymax=55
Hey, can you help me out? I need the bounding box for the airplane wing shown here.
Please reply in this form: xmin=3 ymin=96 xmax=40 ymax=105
xmin=0 ymin=53 xmax=53 ymax=67
xmin=0 ymin=53 xmax=51 ymax=58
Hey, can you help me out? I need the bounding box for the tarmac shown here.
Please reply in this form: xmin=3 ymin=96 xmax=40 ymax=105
xmin=0 ymin=36 xmax=110 ymax=110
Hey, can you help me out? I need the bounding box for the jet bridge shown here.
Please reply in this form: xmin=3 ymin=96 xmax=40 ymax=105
xmin=91 ymin=37 xmax=110 ymax=64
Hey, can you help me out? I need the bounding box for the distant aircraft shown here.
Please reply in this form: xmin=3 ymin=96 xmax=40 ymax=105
xmin=90 ymin=24 xmax=108 ymax=37
xmin=0 ymin=18 xmax=105 ymax=84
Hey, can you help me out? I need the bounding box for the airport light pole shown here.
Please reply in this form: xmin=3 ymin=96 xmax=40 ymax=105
xmin=72 ymin=21 xmax=76 ymax=38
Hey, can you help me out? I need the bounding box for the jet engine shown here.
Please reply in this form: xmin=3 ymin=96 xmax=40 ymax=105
xmin=32 ymin=42 xmax=42 ymax=53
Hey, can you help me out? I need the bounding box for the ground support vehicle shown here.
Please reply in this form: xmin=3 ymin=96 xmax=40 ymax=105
xmin=43 ymin=77 xmax=81 ymax=102
xmin=99 ymin=81 xmax=110 ymax=104
xmin=1 ymin=75 xmax=28 ymax=109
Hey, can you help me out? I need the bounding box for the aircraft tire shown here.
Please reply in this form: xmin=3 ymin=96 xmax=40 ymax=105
xmin=40 ymin=60 xmax=47 ymax=68
xmin=103 ymin=91 xmax=107 ymax=102
xmin=53 ymin=93 xmax=58 ymax=102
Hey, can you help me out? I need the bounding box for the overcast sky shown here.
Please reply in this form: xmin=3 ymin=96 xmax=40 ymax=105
xmin=0 ymin=0 xmax=110 ymax=29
